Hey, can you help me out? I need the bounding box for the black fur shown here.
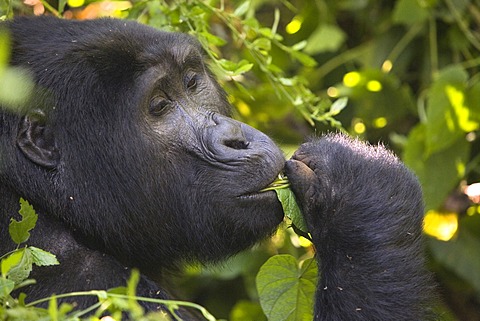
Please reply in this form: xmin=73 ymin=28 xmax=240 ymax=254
xmin=0 ymin=16 xmax=432 ymax=319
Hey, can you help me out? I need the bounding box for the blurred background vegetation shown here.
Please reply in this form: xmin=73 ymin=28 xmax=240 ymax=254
xmin=1 ymin=0 xmax=480 ymax=320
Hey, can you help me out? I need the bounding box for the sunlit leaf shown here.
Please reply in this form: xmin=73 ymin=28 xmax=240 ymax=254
xmin=403 ymin=124 xmax=469 ymax=210
xmin=1 ymin=250 xmax=23 ymax=276
xmin=3 ymin=248 xmax=32 ymax=284
xmin=426 ymin=66 xmax=471 ymax=155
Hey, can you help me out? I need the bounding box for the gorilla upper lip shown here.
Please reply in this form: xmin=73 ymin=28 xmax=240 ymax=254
xmin=238 ymin=170 xmax=284 ymax=199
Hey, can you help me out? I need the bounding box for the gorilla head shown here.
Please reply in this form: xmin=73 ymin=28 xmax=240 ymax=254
xmin=0 ymin=17 xmax=284 ymax=276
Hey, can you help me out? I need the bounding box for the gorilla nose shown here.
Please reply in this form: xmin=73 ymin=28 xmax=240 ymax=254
xmin=202 ymin=113 xmax=283 ymax=166
xmin=212 ymin=114 xmax=250 ymax=150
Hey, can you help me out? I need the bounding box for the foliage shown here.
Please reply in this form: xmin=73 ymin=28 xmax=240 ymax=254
xmin=1 ymin=0 xmax=480 ymax=320
xmin=0 ymin=200 xmax=219 ymax=321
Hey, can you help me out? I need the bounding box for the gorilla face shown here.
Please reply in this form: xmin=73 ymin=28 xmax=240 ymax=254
xmin=7 ymin=17 xmax=285 ymax=269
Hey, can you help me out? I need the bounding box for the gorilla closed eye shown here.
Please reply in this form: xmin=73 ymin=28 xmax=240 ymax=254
xmin=149 ymin=97 xmax=170 ymax=116
xmin=185 ymin=74 xmax=198 ymax=90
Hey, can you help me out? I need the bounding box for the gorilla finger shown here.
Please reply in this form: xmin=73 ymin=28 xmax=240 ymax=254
xmin=284 ymin=159 xmax=318 ymax=208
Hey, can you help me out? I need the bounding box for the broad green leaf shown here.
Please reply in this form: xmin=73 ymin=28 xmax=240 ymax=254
xmin=29 ymin=246 xmax=59 ymax=267
xmin=304 ymin=24 xmax=346 ymax=54
xmin=9 ymin=198 xmax=38 ymax=245
xmin=1 ymin=250 xmax=23 ymax=276
xmin=0 ymin=277 xmax=14 ymax=298
xmin=425 ymin=66 xmax=475 ymax=155
xmin=403 ymin=124 xmax=469 ymax=210
xmin=275 ymin=188 xmax=308 ymax=235
xmin=257 ymin=255 xmax=317 ymax=321
xmin=4 ymin=248 xmax=32 ymax=284
xmin=392 ymin=0 xmax=429 ymax=25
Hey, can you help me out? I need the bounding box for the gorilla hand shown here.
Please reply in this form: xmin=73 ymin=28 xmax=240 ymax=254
xmin=284 ymin=134 xmax=432 ymax=321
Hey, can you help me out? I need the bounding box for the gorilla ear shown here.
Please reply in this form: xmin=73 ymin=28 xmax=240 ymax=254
xmin=17 ymin=110 xmax=60 ymax=169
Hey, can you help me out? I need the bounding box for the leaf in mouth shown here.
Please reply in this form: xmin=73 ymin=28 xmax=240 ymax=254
xmin=262 ymin=174 xmax=310 ymax=240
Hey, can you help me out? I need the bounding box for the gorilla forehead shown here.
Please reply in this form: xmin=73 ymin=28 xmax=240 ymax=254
xmin=10 ymin=17 xmax=203 ymax=80
xmin=77 ymin=19 xmax=201 ymax=74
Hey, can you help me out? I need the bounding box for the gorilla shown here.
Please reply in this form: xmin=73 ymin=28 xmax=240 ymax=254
xmin=0 ymin=16 xmax=432 ymax=320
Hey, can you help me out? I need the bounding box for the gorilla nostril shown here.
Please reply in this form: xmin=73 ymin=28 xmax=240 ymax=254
xmin=224 ymin=139 xmax=250 ymax=150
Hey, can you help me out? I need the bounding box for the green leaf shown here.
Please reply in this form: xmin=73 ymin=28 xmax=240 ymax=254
xmin=289 ymin=50 xmax=317 ymax=68
xmin=0 ymin=277 xmax=15 ymax=298
xmin=234 ymin=0 xmax=250 ymax=17
xmin=48 ymin=295 xmax=58 ymax=321
xmin=201 ymin=31 xmax=227 ymax=47
xmin=403 ymin=124 xmax=469 ymax=210
xmin=304 ymin=24 xmax=346 ymax=54
xmin=275 ymin=188 xmax=308 ymax=236
xmin=466 ymin=81 xmax=480 ymax=123
xmin=4 ymin=248 xmax=33 ymax=284
xmin=9 ymin=198 xmax=38 ymax=245
xmin=291 ymin=40 xmax=307 ymax=51
xmin=253 ymin=38 xmax=271 ymax=52
xmin=425 ymin=66 xmax=474 ymax=155
xmin=29 ymin=247 xmax=59 ymax=267
xmin=1 ymin=250 xmax=23 ymax=276
xmin=392 ymin=0 xmax=429 ymax=25
xmin=58 ymin=0 xmax=68 ymax=13
xmin=330 ymin=97 xmax=348 ymax=115
xmin=279 ymin=77 xmax=296 ymax=87
xmin=233 ymin=60 xmax=254 ymax=76
xmin=257 ymin=255 xmax=317 ymax=321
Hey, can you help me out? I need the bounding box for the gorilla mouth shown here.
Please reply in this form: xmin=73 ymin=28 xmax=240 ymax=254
xmin=238 ymin=189 xmax=276 ymax=200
